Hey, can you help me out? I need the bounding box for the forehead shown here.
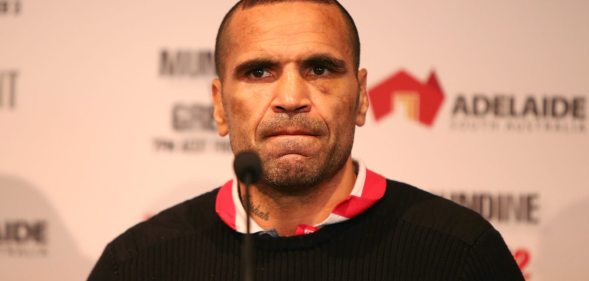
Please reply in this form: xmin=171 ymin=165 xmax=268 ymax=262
xmin=225 ymin=2 xmax=352 ymax=64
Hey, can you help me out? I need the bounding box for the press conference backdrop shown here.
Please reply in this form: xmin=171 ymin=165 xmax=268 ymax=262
xmin=1 ymin=0 xmax=588 ymax=280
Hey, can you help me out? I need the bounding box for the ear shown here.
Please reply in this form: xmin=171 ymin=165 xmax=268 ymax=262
xmin=355 ymin=68 xmax=369 ymax=126
xmin=212 ymin=78 xmax=229 ymax=136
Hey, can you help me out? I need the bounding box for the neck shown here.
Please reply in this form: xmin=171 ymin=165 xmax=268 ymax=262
xmin=239 ymin=157 xmax=358 ymax=236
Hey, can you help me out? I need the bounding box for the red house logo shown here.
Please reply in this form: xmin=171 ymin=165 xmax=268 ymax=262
xmin=368 ymin=70 xmax=445 ymax=126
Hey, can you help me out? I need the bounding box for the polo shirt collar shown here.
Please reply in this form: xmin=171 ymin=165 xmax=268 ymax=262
xmin=215 ymin=161 xmax=386 ymax=236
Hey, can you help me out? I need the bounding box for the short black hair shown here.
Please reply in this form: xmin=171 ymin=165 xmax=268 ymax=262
xmin=214 ymin=0 xmax=361 ymax=79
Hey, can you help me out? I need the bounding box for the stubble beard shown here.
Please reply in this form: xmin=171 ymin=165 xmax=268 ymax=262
xmin=259 ymin=135 xmax=353 ymax=196
xmin=230 ymin=119 xmax=356 ymax=196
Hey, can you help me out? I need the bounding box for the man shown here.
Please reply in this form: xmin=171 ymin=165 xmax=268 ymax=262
xmin=88 ymin=0 xmax=525 ymax=280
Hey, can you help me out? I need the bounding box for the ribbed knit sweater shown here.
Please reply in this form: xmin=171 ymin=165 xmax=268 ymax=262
xmin=88 ymin=180 xmax=524 ymax=281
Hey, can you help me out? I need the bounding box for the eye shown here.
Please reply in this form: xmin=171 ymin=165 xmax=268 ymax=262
xmin=248 ymin=68 xmax=270 ymax=79
xmin=312 ymin=66 xmax=328 ymax=75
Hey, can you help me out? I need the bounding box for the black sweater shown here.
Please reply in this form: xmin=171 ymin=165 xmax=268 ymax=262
xmin=88 ymin=180 xmax=524 ymax=281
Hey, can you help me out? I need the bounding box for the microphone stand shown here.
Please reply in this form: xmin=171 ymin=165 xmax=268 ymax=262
xmin=234 ymin=150 xmax=261 ymax=281
xmin=242 ymin=174 xmax=255 ymax=281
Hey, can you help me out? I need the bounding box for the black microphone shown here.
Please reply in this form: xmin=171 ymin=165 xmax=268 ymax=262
xmin=233 ymin=150 xmax=262 ymax=281
xmin=234 ymin=151 xmax=262 ymax=185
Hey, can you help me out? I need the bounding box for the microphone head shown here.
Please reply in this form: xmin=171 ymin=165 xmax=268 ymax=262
xmin=233 ymin=150 xmax=263 ymax=184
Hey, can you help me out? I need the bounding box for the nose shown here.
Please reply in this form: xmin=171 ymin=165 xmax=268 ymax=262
xmin=271 ymin=67 xmax=311 ymax=114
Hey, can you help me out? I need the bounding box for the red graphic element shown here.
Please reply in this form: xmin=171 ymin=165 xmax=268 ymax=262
xmin=368 ymin=70 xmax=444 ymax=126
xmin=513 ymin=248 xmax=531 ymax=280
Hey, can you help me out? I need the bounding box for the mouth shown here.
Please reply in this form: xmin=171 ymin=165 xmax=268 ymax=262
xmin=261 ymin=127 xmax=323 ymax=158
xmin=265 ymin=128 xmax=320 ymax=138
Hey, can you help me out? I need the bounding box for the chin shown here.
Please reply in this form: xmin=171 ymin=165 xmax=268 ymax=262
xmin=262 ymin=159 xmax=319 ymax=189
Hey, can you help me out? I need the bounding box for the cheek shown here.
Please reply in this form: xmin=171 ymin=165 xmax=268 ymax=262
xmin=314 ymin=97 xmax=358 ymax=142
xmin=228 ymin=101 xmax=255 ymax=132
xmin=225 ymin=85 xmax=273 ymax=139
xmin=312 ymin=80 xmax=358 ymax=117
xmin=318 ymin=83 xmax=360 ymax=140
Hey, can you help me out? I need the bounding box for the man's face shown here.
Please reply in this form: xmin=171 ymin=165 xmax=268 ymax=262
xmin=212 ymin=2 xmax=369 ymax=192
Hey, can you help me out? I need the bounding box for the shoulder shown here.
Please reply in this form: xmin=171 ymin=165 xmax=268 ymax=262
xmin=103 ymin=187 xmax=221 ymax=261
xmin=382 ymin=179 xmax=493 ymax=246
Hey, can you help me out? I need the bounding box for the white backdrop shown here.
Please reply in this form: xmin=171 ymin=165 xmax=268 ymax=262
xmin=1 ymin=1 xmax=588 ymax=280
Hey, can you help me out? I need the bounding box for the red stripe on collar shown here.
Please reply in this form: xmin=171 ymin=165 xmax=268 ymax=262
xmin=215 ymin=179 xmax=236 ymax=230
xmin=331 ymin=169 xmax=387 ymax=218
xmin=215 ymin=167 xmax=387 ymax=234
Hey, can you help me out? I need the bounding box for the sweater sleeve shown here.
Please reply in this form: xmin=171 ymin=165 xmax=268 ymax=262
xmin=461 ymin=228 xmax=525 ymax=281
xmin=87 ymin=245 xmax=118 ymax=281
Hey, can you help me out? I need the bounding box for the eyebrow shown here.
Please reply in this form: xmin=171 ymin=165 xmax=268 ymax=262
xmin=301 ymin=54 xmax=347 ymax=73
xmin=233 ymin=59 xmax=279 ymax=78
xmin=232 ymin=54 xmax=349 ymax=78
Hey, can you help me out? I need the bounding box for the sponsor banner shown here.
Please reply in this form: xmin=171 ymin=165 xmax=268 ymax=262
xmin=1 ymin=1 xmax=588 ymax=281
xmin=153 ymin=48 xmax=231 ymax=154
xmin=439 ymin=189 xmax=541 ymax=280
xmin=369 ymin=70 xmax=587 ymax=134
xmin=450 ymin=94 xmax=586 ymax=133
xmin=440 ymin=190 xmax=540 ymax=225
xmin=152 ymin=102 xmax=231 ymax=154
xmin=0 ymin=220 xmax=48 ymax=257
xmin=159 ymin=49 xmax=216 ymax=78
xmin=0 ymin=176 xmax=91 ymax=281
xmin=369 ymin=70 xmax=445 ymax=127
xmin=0 ymin=70 xmax=18 ymax=110
xmin=0 ymin=0 xmax=21 ymax=16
